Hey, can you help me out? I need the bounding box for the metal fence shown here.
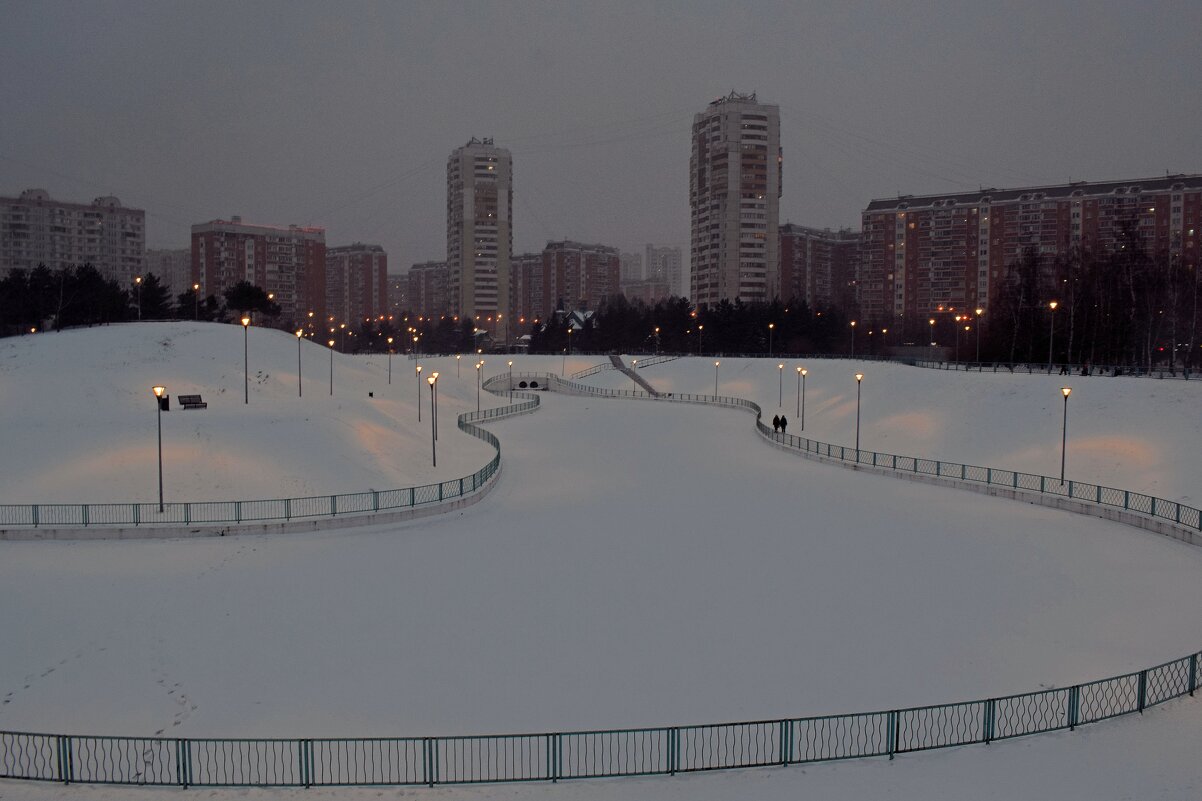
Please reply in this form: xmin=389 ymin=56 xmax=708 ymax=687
xmin=911 ymin=359 xmax=1196 ymax=380
xmin=2 ymin=651 xmax=1198 ymax=787
xmin=0 ymin=391 xmax=541 ymax=532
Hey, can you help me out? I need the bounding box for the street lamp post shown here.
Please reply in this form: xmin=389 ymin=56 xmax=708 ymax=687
xmin=697 ymin=324 xmax=704 ymax=354
xmin=152 ymin=385 xmax=166 ymax=512
xmin=654 ymin=326 xmax=660 ymax=355
xmin=428 ymin=375 xmax=438 ymax=467
xmin=768 ymin=322 xmax=775 ymax=355
xmin=456 ymin=354 xmax=462 ymax=378
xmin=241 ymin=316 xmax=250 ymax=404
xmin=975 ymin=308 xmax=984 ymax=362
xmin=714 ymin=360 xmax=720 ymax=396
xmin=854 ymin=372 xmax=864 ymax=452
xmin=778 ymin=363 xmax=784 ymax=407
xmin=387 ymin=337 xmax=394 ymax=384
xmin=631 ymin=359 xmax=638 ymax=392
xmin=1048 ymin=301 xmax=1059 ymax=372
xmin=1060 ymin=386 xmax=1072 ymax=483
xmin=567 ymin=327 xmax=573 ymax=356
xmin=476 ymin=361 xmax=483 ymax=412
xmin=953 ymin=315 xmax=962 ymax=362
xmin=295 ymin=329 xmax=303 ymax=397
xmin=850 ymin=320 xmax=856 ymax=356
xmin=328 ymin=339 xmax=335 ymax=395
xmin=432 ymin=372 xmax=439 ymax=440
xmin=799 ymin=367 xmax=808 ymax=429
xmin=508 ymin=360 xmax=514 ymax=399
xmin=416 ymin=365 xmax=423 ymax=421
xmin=192 ymin=283 xmax=200 ymax=320
xmin=135 ymin=275 xmax=143 ymax=320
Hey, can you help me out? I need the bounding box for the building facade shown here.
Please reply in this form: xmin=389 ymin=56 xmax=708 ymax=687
xmin=0 ymin=189 xmax=145 ymax=284
xmin=619 ymin=251 xmax=643 ymax=282
xmin=859 ymin=174 xmax=1202 ymax=333
xmin=190 ymin=216 xmax=326 ymax=326
xmin=406 ymin=261 xmax=450 ymax=321
xmin=689 ymin=92 xmax=781 ymax=306
xmin=447 ymin=137 xmax=513 ymax=342
xmin=645 ymin=244 xmax=684 ymax=298
xmin=145 ymin=248 xmax=192 ymax=294
xmin=326 ymin=244 xmax=389 ymax=327
xmin=779 ymin=225 xmax=859 ymax=311
xmin=541 ymin=241 xmax=621 ymax=318
xmin=509 ymin=252 xmax=544 ymax=329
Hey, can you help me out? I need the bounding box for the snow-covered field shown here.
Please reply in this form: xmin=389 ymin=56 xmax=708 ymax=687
xmin=2 ymin=324 xmax=1201 ymax=800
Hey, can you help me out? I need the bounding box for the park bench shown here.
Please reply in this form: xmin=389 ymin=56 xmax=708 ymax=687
xmin=178 ymin=394 xmax=207 ymax=410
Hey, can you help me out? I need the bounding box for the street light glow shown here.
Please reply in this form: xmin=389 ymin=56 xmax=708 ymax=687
xmin=855 ymin=372 xmax=864 ymax=382
xmin=1062 ymin=386 xmax=1072 ymax=398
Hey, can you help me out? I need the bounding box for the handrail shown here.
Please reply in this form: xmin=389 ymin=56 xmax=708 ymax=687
xmin=2 ymin=373 xmax=1201 ymax=788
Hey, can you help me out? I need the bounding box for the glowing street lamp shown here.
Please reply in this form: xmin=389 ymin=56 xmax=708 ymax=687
xmin=295 ymin=329 xmax=304 ymax=397
xmin=1060 ymin=386 xmax=1072 ymax=483
xmin=241 ymin=316 xmax=251 ymax=404
xmin=508 ymin=360 xmax=514 ymax=399
xmin=192 ymin=283 xmax=200 ymax=320
xmin=387 ymin=337 xmax=394 ymax=384
xmin=797 ymin=367 xmax=808 ymax=428
xmin=416 ymin=365 xmax=423 ymax=421
xmin=328 ymin=339 xmax=335 ymax=395
xmin=428 ymin=375 xmax=438 ymax=467
xmin=975 ymin=308 xmax=984 ymax=362
xmin=777 ymin=363 xmax=784 ymax=407
xmin=631 ymin=359 xmax=638 ymax=392
xmin=1048 ymin=301 xmax=1059 ymax=371
xmin=152 ymin=385 xmax=167 ymax=512
xmin=714 ymin=360 xmax=720 ymax=396
xmin=134 ymin=275 xmax=143 ymax=320
xmin=456 ymin=353 xmax=462 ymax=378
xmin=953 ymin=315 xmax=963 ymax=361
xmin=431 ymin=372 xmax=440 ymax=440
xmin=849 ymin=320 xmax=856 ymax=356
xmin=654 ymin=326 xmax=661 ymax=355
xmin=768 ymin=322 xmax=775 ymax=355
xmin=697 ymin=324 xmax=704 ymax=354
xmin=476 ymin=360 xmax=483 ymax=412
xmin=854 ymin=372 xmax=864 ymax=452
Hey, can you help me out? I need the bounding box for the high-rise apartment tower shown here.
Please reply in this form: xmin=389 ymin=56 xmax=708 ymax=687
xmin=447 ymin=137 xmax=512 ymax=342
xmin=690 ymin=92 xmax=781 ymax=306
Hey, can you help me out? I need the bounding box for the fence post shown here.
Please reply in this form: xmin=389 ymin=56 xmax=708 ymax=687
xmin=1096 ymin=485 xmax=1102 ymax=504
xmin=1138 ymin=670 xmax=1148 ymax=712
xmin=887 ymin=711 xmax=898 ymax=759
xmin=330 ymin=495 xmax=336 ymax=516
xmin=372 ymin=490 xmax=379 ymax=512
xmin=1124 ymin=490 xmax=1130 ymax=509
xmin=670 ymin=727 xmax=679 ymax=775
xmin=285 ymin=498 xmax=291 ymax=520
xmin=423 ymin=737 xmax=435 ymax=786
xmin=987 ymin=467 xmax=991 ymax=485
xmin=303 ymin=739 xmax=314 ymax=787
xmin=185 ymin=502 xmax=191 ymax=524
xmin=235 ymin=500 xmax=242 ymax=523
xmin=782 ymin=719 xmax=793 ymax=765
xmin=1068 ymin=686 xmax=1080 ymax=730
xmin=133 ymin=503 xmax=139 ymax=526
xmin=82 ymin=504 xmax=88 ymax=527
xmin=1189 ymin=654 xmax=1197 ymax=697
xmin=1040 ymin=475 xmax=1046 ymax=493
xmin=983 ymin=699 xmax=995 ymax=743
xmin=56 ymin=735 xmax=68 ymax=783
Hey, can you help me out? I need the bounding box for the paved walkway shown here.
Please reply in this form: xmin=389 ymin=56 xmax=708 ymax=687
xmin=610 ymin=354 xmax=661 ymax=395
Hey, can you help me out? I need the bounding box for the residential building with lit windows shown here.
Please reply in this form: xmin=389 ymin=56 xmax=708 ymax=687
xmin=406 ymin=261 xmax=450 ymax=321
xmin=326 ymin=243 xmax=389 ymax=327
xmin=145 ymin=247 xmax=192 ymax=294
xmin=447 ymin=137 xmax=512 ymax=342
xmin=509 ymin=252 xmax=544 ymax=330
xmin=779 ymin=224 xmax=859 ymax=311
xmin=858 ymin=174 xmax=1202 ymax=336
xmin=0 ymin=189 xmax=145 ymax=285
xmin=690 ymin=92 xmax=781 ymax=306
xmin=190 ymin=216 xmax=326 ymax=326
xmin=540 ymin=241 xmax=621 ymax=317
xmin=645 ymin=244 xmax=684 ymax=298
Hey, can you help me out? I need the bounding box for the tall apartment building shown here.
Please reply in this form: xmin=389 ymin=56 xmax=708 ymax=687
xmin=447 ymin=137 xmax=512 ymax=342
xmin=779 ymin=225 xmax=859 ymax=311
xmin=191 ymin=216 xmax=326 ymax=325
xmin=689 ymin=92 xmax=781 ymax=306
xmin=619 ymin=251 xmax=644 ymax=282
xmin=406 ymin=261 xmax=450 ymax=320
xmin=859 ymin=174 xmax=1202 ymax=333
xmin=541 ymin=241 xmax=621 ymax=316
xmin=388 ymin=273 xmax=407 ymax=317
xmin=1 ymin=189 xmax=144 ymax=284
xmin=509 ymin=252 xmax=544 ymax=328
xmin=645 ymin=244 xmax=684 ymax=298
xmin=145 ymin=248 xmax=192 ymax=294
xmin=326 ymin=244 xmax=389 ymax=327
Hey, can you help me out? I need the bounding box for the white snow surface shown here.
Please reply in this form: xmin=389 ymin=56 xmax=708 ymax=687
xmin=2 ymin=325 xmax=1202 ymax=800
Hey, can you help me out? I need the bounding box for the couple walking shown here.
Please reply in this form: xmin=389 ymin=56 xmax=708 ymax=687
xmin=772 ymin=414 xmax=789 ymax=434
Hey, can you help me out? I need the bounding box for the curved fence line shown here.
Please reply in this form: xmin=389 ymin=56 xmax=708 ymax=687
xmin=911 ymin=358 xmax=1195 ymax=380
xmin=0 ymin=390 xmax=541 ymax=534
xmin=3 ymin=373 xmax=1201 ymax=789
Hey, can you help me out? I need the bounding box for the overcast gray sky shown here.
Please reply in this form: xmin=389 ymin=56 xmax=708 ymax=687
xmin=2 ymin=1 xmax=1199 ymax=271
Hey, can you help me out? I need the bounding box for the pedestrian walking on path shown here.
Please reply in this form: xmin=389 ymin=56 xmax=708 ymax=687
xmin=772 ymin=414 xmax=781 ymax=432
xmin=779 ymin=415 xmax=788 ymax=434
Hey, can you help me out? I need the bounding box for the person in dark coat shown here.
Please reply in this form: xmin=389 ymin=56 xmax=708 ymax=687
xmin=772 ymin=414 xmax=781 ymax=432
xmin=779 ymin=415 xmax=788 ymax=434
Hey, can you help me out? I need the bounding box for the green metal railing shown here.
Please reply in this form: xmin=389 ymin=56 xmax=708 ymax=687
xmin=0 ymin=390 xmax=541 ymax=532
xmin=3 ymin=372 xmax=1201 ymax=788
